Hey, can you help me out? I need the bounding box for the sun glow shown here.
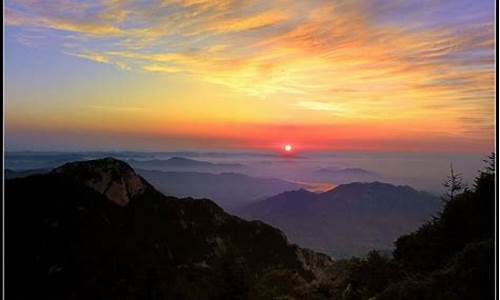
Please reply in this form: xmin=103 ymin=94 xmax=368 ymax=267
xmin=284 ymin=144 xmax=293 ymax=152
xmin=3 ymin=0 xmax=494 ymax=153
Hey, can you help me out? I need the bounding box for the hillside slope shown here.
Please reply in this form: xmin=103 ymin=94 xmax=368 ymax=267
xmin=239 ymin=182 xmax=441 ymax=257
xmin=317 ymin=154 xmax=496 ymax=300
xmin=137 ymin=169 xmax=302 ymax=210
xmin=5 ymin=158 xmax=332 ymax=300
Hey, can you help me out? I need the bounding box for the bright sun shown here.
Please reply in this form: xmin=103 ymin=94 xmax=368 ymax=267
xmin=284 ymin=144 xmax=293 ymax=152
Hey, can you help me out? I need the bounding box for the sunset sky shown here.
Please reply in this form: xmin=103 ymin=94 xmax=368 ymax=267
xmin=4 ymin=0 xmax=496 ymax=152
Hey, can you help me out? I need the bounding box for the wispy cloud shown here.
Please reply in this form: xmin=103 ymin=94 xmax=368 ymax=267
xmin=63 ymin=51 xmax=110 ymax=63
xmin=82 ymin=104 xmax=146 ymax=112
xmin=5 ymin=0 xmax=495 ymax=149
xmin=295 ymin=101 xmax=343 ymax=113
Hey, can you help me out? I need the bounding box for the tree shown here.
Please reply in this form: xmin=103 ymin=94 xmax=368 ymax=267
xmin=482 ymin=152 xmax=495 ymax=175
xmin=442 ymin=163 xmax=464 ymax=203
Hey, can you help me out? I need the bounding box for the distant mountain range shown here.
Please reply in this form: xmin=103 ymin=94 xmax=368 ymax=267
xmin=4 ymin=153 xmax=248 ymax=173
xmin=136 ymin=169 xmax=302 ymax=211
xmin=5 ymin=168 xmax=50 ymax=179
xmin=5 ymin=152 xmax=88 ymax=170
xmin=4 ymin=157 xmax=442 ymax=258
xmin=4 ymin=165 xmax=302 ymax=211
xmin=5 ymin=158 xmax=331 ymax=300
xmin=238 ymin=182 xmax=441 ymax=258
xmin=312 ymin=167 xmax=381 ymax=184
xmin=5 ymin=155 xmax=493 ymax=299
xmin=127 ymin=157 xmax=246 ymax=173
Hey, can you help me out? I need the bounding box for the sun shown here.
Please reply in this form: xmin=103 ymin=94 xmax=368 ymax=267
xmin=284 ymin=144 xmax=293 ymax=152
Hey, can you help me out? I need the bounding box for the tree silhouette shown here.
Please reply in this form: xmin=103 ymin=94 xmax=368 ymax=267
xmin=482 ymin=152 xmax=495 ymax=175
xmin=442 ymin=163 xmax=464 ymax=203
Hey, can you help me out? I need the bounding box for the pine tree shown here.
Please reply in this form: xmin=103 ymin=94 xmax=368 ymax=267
xmin=482 ymin=152 xmax=495 ymax=175
xmin=442 ymin=163 xmax=464 ymax=203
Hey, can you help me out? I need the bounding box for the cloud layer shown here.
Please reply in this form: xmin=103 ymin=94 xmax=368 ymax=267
xmin=5 ymin=0 xmax=495 ymax=151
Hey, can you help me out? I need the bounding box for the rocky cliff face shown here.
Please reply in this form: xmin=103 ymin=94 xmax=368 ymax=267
xmin=53 ymin=157 xmax=148 ymax=206
xmin=6 ymin=158 xmax=332 ymax=300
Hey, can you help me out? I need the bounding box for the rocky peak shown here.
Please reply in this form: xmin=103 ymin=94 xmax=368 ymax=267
xmin=295 ymin=247 xmax=333 ymax=279
xmin=52 ymin=157 xmax=148 ymax=206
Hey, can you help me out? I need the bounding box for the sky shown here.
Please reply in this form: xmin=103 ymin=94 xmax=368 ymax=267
xmin=4 ymin=0 xmax=496 ymax=152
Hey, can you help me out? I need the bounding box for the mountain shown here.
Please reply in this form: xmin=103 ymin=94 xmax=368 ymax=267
xmin=136 ymin=169 xmax=302 ymax=211
xmin=238 ymin=182 xmax=441 ymax=258
xmin=313 ymin=167 xmax=380 ymax=184
xmin=5 ymin=158 xmax=332 ymax=300
xmin=5 ymin=168 xmax=49 ymax=179
xmin=127 ymin=157 xmax=246 ymax=173
xmin=318 ymin=155 xmax=495 ymax=300
xmin=5 ymin=152 xmax=88 ymax=170
xmin=134 ymin=157 xmax=215 ymax=167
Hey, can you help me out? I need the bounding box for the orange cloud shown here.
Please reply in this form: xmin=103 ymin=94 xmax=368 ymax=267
xmin=4 ymin=0 xmax=495 ymax=152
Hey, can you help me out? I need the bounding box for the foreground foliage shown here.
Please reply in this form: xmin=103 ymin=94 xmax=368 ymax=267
xmin=314 ymin=154 xmax=495 ymax=300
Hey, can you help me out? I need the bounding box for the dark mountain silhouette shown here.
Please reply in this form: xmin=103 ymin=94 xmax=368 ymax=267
xmin=136 ymin=169 xmax=302 ymax=211
xmin=239 ymin=182 xmax=441 ymax=257
xmin=4 ymin=166 xmax=301 ymax=210
xmin=127 ymin=157 xmax=246 ymax=172
xmin=5 ymin=158 xmax=332 ymax=300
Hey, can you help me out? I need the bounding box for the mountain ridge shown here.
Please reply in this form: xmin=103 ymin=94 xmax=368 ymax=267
xmin=6 ymin=157 xmax=332 ymax=300
xmin=127 ymin=157 xmax=246 ymax=172
xmin=135 ymin=168 xmax=302 ymax=210
xmin=238 ymin=181 xmax=441 ymax=257
xmin=53 ymin=157 xmax=150 ymax=206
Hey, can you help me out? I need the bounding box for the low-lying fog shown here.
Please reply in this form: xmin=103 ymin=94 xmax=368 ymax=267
xmin=5 ymin=150 xmax=487 ymax=195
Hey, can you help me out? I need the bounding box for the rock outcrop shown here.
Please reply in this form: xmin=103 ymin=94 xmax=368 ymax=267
xmin=6 ymin=158 xmax=332 ymax=300
xmin=53 ymin=157 xmax=148 ymax=206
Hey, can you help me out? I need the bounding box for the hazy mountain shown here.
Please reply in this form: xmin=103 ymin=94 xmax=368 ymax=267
xmin=5 ymin=152 xmax=87 ymax=170
xmin=136 ymin=169 xmax=302 ymax=211
xmin=127 ymin=157 xmax=246 ymax=173
xmin=319 ymin=155 xmax=495 ymax=300
xmin=5 ymin=152 xmax=152 ymax=170
xmin=5 ymin=158 xmax=332 ymax=300
xmin=5 ymin=168 xmax=49 ymax=179
xmin=238 ymin=182 xmax=441 ymax=258
xmin=313 ymin=167 xmax=381 ymax=184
